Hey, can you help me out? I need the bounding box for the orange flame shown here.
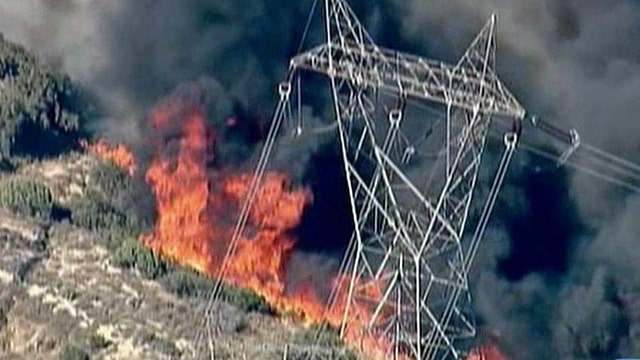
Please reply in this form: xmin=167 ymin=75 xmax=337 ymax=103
xmin=79 ymin=82 xmax=509 ymax=360
xmin=466 ymin=343 xmax=509 ymax=360
xmin=82 ymin=139 xmax=137 ymax=175
xmin=138 ymin=90 xmax=498 ymax=360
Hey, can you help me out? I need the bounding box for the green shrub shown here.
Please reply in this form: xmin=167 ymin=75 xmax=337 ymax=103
xmin=223 ymin=287 xmax=272 ymax=314
xmin=112 ymin=238 xmax=271 ymax=314
xmin=71 ymin=200 xmax=123 ymax=231
xmin=112 ymin=239 xmax=167 ymax=279
xmin=68 ymin=162 xmax=142 ymax=250
xmin=160 ymin=268 xmax=216 ymax=298
xmin=158 ymin=265 xmax=266 ymax=309
xmin=0 ymin=36 xmax=91 ymax=160
xmin=158 ymin=265 xmax=271 ymax=313
xmin=69 ymin=197 xmax=140 ymax=250
xmin=89 ymin=162 xmax=131 ymax=200
xmin=0 ymin=177 xmax=53 ymax=219
xmin=57 ymin=344 xmax=89 ymax=360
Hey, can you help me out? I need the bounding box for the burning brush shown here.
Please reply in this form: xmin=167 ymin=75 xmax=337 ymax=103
xmin=85 ymin=86 xmax=508 ymax=360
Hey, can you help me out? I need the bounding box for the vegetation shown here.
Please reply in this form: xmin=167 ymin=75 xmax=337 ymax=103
xmin=294 ymin=324 xmax=346 ymax=348
xmin=87 ymin=333 xmax=111 ymax=352
xmin=0 ymin=34 xmax=296 ymax=358
xmin=159 ymin=267 xmax=272 ymax=313
xmin=137 ymin=331 xmax=182 ymax=358
xmin=71 ymin=200 xmax=125 ymax=232
xmin=70 ymin=199 xmax=139 ymax=247
xmin=79 ymin=160 xmax=270 ymax=314
xmin=68 ymin=161 xmax=142 ymax=249
xmin=292 ymin=325 xmax=357 ymax=360
xmin=86 ymin=161 xmax=135 ymax=203
xmin=89 ymin=162 xmax=131 ymax=199
xmin=0 ymin=35 xmax=91 ymax=161
xmin=0 ymin=296 xmax=12 ymax=332
xmin=0 ymin=177 xmax=54 ymax=220
xmin=111 ymin=241 xmax=272 ymax=314
xmin=160 ymin=268 xmax=216 ymax=298
xmin=112 ymin=239 xmax=168 ymax=279
xmin=57 ymin=344 xmax=89 ymax=360
xmin=223 ymin=286 xmax=272 ymax=314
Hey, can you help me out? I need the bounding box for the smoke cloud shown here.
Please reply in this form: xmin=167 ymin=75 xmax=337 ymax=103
xmin=390 ymin=0 xmax=640 ymax=358
xmin=394 ymin=0 xmax=640 ymax=219
xmin=2 ymin=0 xmax=640 ymax=359
xmin=0 ymin=0 xmax=295 ymax=140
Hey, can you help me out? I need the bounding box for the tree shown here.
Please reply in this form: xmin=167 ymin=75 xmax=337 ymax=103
xmin=0 ymin=34 xmax=92 ymax=160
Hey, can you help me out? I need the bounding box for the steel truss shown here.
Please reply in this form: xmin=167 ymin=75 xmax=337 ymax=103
xmin=197 ymin=1 xmax=526 ymax=359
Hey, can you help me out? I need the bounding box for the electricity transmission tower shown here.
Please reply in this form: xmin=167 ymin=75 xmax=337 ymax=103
xmin=191 ymin=1 xmax=640 ymax=359
xmin=196 ymin=0 xmax=528 ymax=359
xmin=277 ymin=1 xmax=522 ymax=359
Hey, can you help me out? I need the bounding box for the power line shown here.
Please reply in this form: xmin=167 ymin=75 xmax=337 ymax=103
xmin=190 ymin=1 xmax=640 ymax=359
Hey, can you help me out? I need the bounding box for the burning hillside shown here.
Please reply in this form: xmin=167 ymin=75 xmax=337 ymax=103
xmin=467 ymin=343 xmax=509 ymax=360
xmin=134 ymin=88 xmax=404 ymax=359
xmin=82 ymin=139 xmax=137 ymax=176
xmin=87 ymin=86 xmax=507 ymax=360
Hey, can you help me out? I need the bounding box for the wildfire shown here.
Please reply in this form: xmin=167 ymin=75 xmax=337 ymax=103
xmin=466 ymin=343 xmax=509 ymax=360
xmin=88 ymin=88 xmax=507 ymax=360
xmin=129 ymin=89 xmax=405 ymax=359
xmin=82 ymin=138 xmax=137 ymax=175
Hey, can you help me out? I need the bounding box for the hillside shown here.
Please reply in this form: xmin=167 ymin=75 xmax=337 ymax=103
xmin=0 ymin=35 xmax=352 ymax=360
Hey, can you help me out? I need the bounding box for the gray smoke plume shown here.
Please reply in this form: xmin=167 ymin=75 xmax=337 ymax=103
xmin=390 ymin=0 xmax=640 ymax=359
xmin=2 ymin=0 xmax=640 ymax=359
xmin=0 ymin=0 xmax=309 ymax=142
xmin=394 ymin=0 xmax=640 ymax=219
xmin=0 ymin=0 xmax=382 ymax=178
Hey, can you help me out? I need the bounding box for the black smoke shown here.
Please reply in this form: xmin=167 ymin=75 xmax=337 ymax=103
xmin=390 ymin=1 xmax=640 ymax=359
xmin=2 ymin=1 xmax=640 ymax=359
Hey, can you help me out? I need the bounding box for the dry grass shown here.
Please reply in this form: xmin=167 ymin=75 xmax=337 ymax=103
xmin=0 ymin=156 xmax=347 ymax=360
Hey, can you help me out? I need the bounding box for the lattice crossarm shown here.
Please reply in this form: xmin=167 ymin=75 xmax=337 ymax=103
xmin=292 ymin=45 xmax=524 ymax=118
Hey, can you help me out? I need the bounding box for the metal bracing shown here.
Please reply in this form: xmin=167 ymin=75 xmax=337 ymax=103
xmin=290 ymin=1 xmax=522 ymax=359
xmin=291 ymin=14 xmax=524 ymax=119
xmin=195 ymin=1 xmax=525 ymax=359
xmin=186 ymin=2 xmax=640 ymax=359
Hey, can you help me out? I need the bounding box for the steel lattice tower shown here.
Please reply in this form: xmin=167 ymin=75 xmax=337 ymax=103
xmin=204 ymin=0 xmax=526 ymax=359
